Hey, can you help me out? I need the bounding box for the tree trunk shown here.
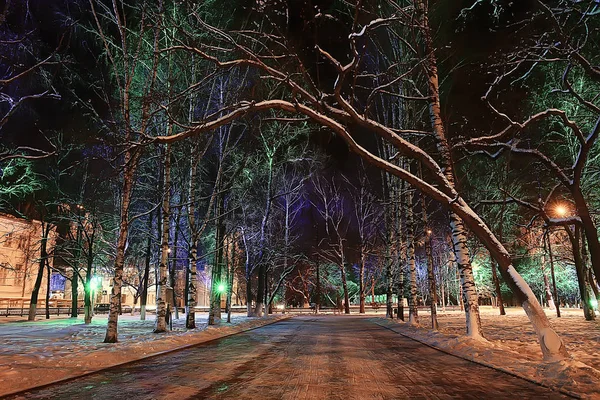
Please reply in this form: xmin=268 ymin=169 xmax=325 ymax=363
xmin=572 ymin=187 xmax=600 ymax=289
xmin=315 ymin=261 xmax=321 ymax=314
xmin=546 ymin=230 xmax=561 ymax=317
xmin=405 ymin=183 xmax=419 ymax=325
xmin=420 ymin=164 xmax=438 ymax=329
xmin=170 ymin=211 xmax=181 ymax=320
xmin=492 ymin=262 xmax=506 ymax=315
xmin=359 ymin=252 xmax=366 ymax=314
xmin=416 ymin=0 xmax=482 ymax=338
xmin=425 ymin=233 xmax=438 ymax=329
xmin=154 ymin=143 xmax=171 ymax=333
xmin=186 ymin=160 xmax=198 ymax=329
xmin=84 ymin=243 xmax=94 ymax=324
xmin=386 ymin=248 xmax=394 ymax=319
xmin=140 ymin=212 xmax=152 ymax=321
xmin=28 ymin=223 xmax=49 ymax=321
xmin=567 ymin=226 xmax=595 ymax=320
xmin=341 ymin=262 xmax=350 ymax=314
xmin=45 ymin=262 xmax=51 ymax=319
xmin=540 ymin=244 xmax=554 ymax=309
xmin=209 ymin=192 xmax=225 ymax=325
xmin=70 ymin=271 xmax=78 ymax=318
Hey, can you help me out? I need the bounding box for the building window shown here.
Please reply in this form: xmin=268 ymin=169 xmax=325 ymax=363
xmin=14 ymin=264 xmax=23 ymax=286
xmin=0 ymin=268 xmax=8 ymax=286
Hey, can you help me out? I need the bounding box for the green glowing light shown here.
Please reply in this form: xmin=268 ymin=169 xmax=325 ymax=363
xmin=217 ymin=283 xmax=226 ymax=293
xmin=89 ymin=276 xmax=102 ymax=291
xmin=590 ymin=298 xmax=598 ymax=309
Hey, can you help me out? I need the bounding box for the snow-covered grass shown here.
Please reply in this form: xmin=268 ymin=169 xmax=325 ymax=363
xmin=0 ymin=312 xmax=289 ymax=397
xmin=378 ymin=306 xmax=600 ymax=399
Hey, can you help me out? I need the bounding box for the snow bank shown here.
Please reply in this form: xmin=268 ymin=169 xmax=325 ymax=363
xmin=0 ymin=313 xmax=290 ymax=397
xmin=376 ymin=307 xmax=600 ymax=399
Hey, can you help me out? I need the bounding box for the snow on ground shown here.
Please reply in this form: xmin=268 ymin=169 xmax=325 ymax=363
xmin=379 ymin=306 xmax=600 ymax=399
xmin=1 ymin=307 xmax=598 ymax=398
xmin=0 ymin=312 xmax=289 ymax=397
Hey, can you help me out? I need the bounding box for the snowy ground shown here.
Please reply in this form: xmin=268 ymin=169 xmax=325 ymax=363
xmin=379 ymin=306 xmax=600 ymax=399
xmin=1 ymin=307 xmax=598 ymax=398
xmin=0 ymin=312 xmax=289 ymax=397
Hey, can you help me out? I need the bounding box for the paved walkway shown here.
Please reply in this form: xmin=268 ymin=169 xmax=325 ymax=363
xmin=7 ymin=316 xmax=570 ymax=400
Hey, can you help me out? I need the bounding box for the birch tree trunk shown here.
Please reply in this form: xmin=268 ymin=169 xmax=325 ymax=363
xmin=186 ymin=153 xmax=199 ymax=329
xmin=416 ymin=0 xmax=482 ymax=337
xmin=420 ymin=164 xmax=438 ymax=329
xmin=209 ymin=193 xmax=225 ymax=325
xmin=546 ymin=231 xmax=561 ymax=317
xmin=405 ymin=182 xmax=419 ymax=325
xmin=341 ymin=246 xmax=350 ymax=314
xmin=154 ymin=143 xmax=171 ymax=333
xmin=140 ymin=212 xmax=152 ymax=321
xmin=104 ymin=149 xmax=140 ymax=342
xmin=540 ymin=251 xmax=555 ymax=310
xmin=255 ymin=155 xmax=275 ymax=317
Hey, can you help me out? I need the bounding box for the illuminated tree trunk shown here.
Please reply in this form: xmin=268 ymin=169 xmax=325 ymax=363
xmin=28 ymin=221 xmax=50 ymax=321
xmin=359 ymin=251 xmax=366 ymax=314
xmin=84 ymin=248 xmax=94 ymax=324
xmin=154 ymin=143 xmax=171 ymax=333
xmin=104 ymin=149 xmax=140 ymax=342
xmin=170 ymin=211 xmax=181 ymax=320
xmin=567 ymin=226 xmax=595 ymax=320
xmin=397 ymin=178 xmax=406 ymax=321
xmin=420 ymin=164 xmax=438 ymax=329
xmin=209 ymin=193 xmax=225 ymax=325
xmin=70 ymin=269 xmax=79 ymax=318
xmin=540 ymin=250 xmax=555 ymax=310
xmin=186 ymin=154 xmax=199 ymax=329
xmin=255 ymin=155 xmax=274 ymax=317
xmin=416 ymin=0 xmax=481 ymax=337
xmin=340 ymin=245 xmax=350 ymax=314
xmin=140 ymin=212 xmax=152 ymax=321
xmin=45 ymin=262 xmax=51 ymax=319
xmin=405 ymin=178 xmax=419 ymax=325
xmin=491 ymin=261 xmax=506 ymax=315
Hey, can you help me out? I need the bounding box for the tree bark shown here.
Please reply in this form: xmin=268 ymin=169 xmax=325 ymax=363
xmin=209 ymin=192 xmax=225 ymax=325
xmin=567 ymin=226 xmax=595 ymax=320
xmin=405 ymin=181 xmax=419 ymax=325
xmin=154 ymin=143 xmax=171 ymax=333
xmin=415 ymin=0 xmax=483 ymax=337
xmin=28 ymin=222 xmax=50 ymax=321
xmin=45 ymin=262 xmax=51 ymax=319
xmin=546 ymin=230 xmax=561 ymax=317
xmin=140 ymin=211 xmax=152 ymax=321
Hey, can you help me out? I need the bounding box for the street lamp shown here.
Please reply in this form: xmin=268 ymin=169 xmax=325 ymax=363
xmin=555 ymin=204 xmax=568 ymax=217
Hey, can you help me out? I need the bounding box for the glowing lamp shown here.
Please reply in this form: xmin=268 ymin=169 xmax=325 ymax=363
xmin=217 ymin=283 xmax=226 ymax=293
xmin=89 ymin=276 xmax=102 ymax=291
xmin=555 ymin=204 xmax=568 ymax=217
